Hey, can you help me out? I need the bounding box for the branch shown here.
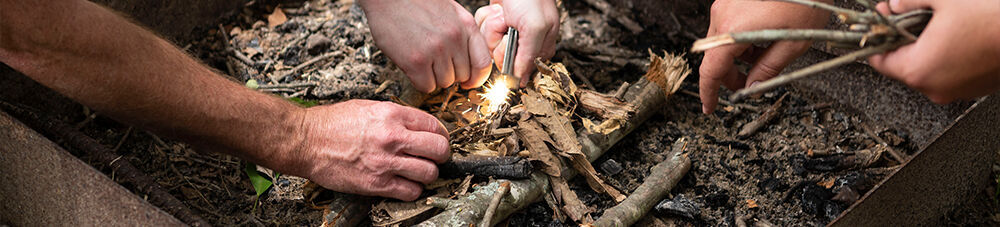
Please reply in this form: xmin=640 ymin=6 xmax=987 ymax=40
xmin=693 ymin=30 xmax=865 ymax=52
xmin=729 ymin=41 xmax=907 ymax=103
xmin=592 ymin=138 xmax=693 ymax=227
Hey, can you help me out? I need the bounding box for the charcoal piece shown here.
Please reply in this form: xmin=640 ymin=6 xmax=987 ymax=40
xmin=757 ymin=177 xmax=789 ymax=193
xmin=703 ymin=190 xmax=730 ymax=208
xmin=831 ymin=187 xmax=860 ymax=204
xmin=600 ymin=159 xmax=623 ymax=176
xmin=803 ymin=155 xmax=846 ymax=172
xmin=824 ymin=201 xmax=845 ymax=221
xmin=274 ymin=21 xmax=300 ymax=33
xmin=835 ymin=171 xmax=869 ymax=192
xmin=438 ymin=156 xmax=532 ymax=179
xmin=799 ymin=184 xmax=833 ymax=217
xmin=655 ymin=195 xmax=700 ymax=219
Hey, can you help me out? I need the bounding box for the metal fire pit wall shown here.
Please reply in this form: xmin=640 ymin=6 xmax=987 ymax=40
xmin=788 ymin=49 xmax=996 ymax=226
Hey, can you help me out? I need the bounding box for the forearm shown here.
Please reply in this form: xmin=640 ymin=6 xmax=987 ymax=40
xmin=0 ymin=0 xmax=308 ymax=175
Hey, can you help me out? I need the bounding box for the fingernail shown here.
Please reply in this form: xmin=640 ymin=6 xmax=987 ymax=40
xmin=702 ymin=105 xmax=712 ymax=114
xmin=749 ymin=81 xmax=760 ymax=88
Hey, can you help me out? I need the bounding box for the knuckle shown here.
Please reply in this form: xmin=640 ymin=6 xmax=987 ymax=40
xmin=407 ymin=52 xmax=429 ymax=66
xmin=755 ymin=62 xmax=783 ymax=79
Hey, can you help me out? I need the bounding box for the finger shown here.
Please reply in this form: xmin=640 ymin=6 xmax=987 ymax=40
xmin=875 ymin=2 xmax=891 ymax=15
xmin=744 ymin=41 xmax=811 ymax=88
xmin=396 ymin=105 xmax=449 ymax=137
xmin=869 ymin=41 xmax=918 ymax=82
xmin=480 ymin=12 xmax=508 ymax=52
xmin=403 ymin=63 xmax=436 ymax=93
xmin=399 ymin=131 xmax=451 ymax=164
xmin=377 ymin=177 xmax=423 ymax=201
xmin=463 ymin=31 xmax=494 ymax=89
xmin=514 ymin=22 xmax=550 ymax=88
xmin=889 ymin=0 xmax=934 ymax=14
xmin=432 ymin=56 xmax=456 ymax=89
xmin=699 ymin=43 xmax=750 ymax=114
xmin=475 ymin=4 xmax=503 ymax=28
xmin=453 ymin=37 xmax=472 ymax=84
xmin=391 ymin=156 xmax=439 ymax=184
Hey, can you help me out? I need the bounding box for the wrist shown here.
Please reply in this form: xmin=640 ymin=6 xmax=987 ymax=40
xmin=255 ymin=104 xmax=311 ymax=177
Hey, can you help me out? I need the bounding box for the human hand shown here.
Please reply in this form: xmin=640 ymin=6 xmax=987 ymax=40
xmin=359 ymin=0 xmax=493 ymax=93
xmin=698 ymin=0 xmax=830 ymax=114
xmin=868 ymin=0 xmax=1000 ymax=103
xmin=474 ymin=0 xmax=559 ymax=87
xmin=294 ymin=100 xmax=450 ymax=201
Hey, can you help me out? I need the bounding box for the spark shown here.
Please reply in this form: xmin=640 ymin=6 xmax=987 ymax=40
xmin=478 ymin=76 xmax=513 ymax=116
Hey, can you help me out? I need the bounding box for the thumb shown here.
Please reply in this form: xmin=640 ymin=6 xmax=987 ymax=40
xmin=744 ymin=41 xmax=811 ymax=88
xmin=889 ymin=0 xmax=933 ymax=14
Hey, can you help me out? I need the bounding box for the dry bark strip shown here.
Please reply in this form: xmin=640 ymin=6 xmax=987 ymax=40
xmin=321 ymin=192 xmax=374 ymax=227
xmin=592 ymin=138 xmax=693 ymax=227
xmin=417 ymin=53 xmax=690 ymax=226
xmin=517 ymin=119 xmax=592 ymax=222
xmin=0 ymin=102 xmax=210 ymax=226
xmin=523 ymin=89 xmax=627 ymax=202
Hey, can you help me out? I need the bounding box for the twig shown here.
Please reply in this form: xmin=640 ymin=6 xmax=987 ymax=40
xmin=480 ymin=181 xmax=512 ymax=227
xmin=218 ymin=24 xmax=255 ymax=67
xmin=256 ymin=81 xmax=319 ymax=90
xmin=439 ymin=84 xmax=458 ymax=114
xmin=374 ymin=80 xmax=395 ymax=94
xmin=282 ymin=51 xmax=342 ymax=78
xmin=693 ymin=30 xmax=865 ymax=52
xmin=737 ymin=93 xmax=788 ymax=138
xmin=772 ymin=0 xmax=872 ymax=23
xmin=613 ymin=81 xmax=630 ymax=101
xmin=858 ymin=121 xmax=907 ymax=162
xmin=592 ymin=138 xmax=692 ymax=227
xmin=112 ymin=126 xmax=133 ymax=152
xmin=729 ymin=41 xmax=907 ymax=103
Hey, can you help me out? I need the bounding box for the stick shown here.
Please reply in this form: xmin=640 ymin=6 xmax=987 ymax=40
xmin=858 ymin=121 xmax=907 ymax=162
xmin=737 ymin=93 xmax=788 ymax=138
xmin=729 ymin=41 xmax=906 ymax=103
xmin=613 ymin=81 xmax=631 ymax=101
xmin=256 ymin=81 xmax=318 ymax=89
xmin=438 ymin=156 xmax=533 ymax=179
xmin=592 ymin=138 xmax=693 ymax=227
xmin=281 ymin=51 xmax=342 ymax=79
xmin=768 ymin=0 xmax=871 ymax=23
xmin=218 ymin=24 xmax=255 ymax=67
xmin=480 ymin=181 xmax=511 ymax=227
xmin=692 ymin=30 xmax=865 ymax=52
xmin=0 ymin=102 xmax=210 ymax=226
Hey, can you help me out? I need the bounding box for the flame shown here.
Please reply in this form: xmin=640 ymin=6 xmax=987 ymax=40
xmin=479 ymin=76 xmax=512 ymax=116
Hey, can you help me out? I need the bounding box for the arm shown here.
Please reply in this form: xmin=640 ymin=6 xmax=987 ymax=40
xmin=0 ymin=0 xmax=448 ymax=201
xmin=868 ymin=0 xmax=1000 ymax=103
xmin=698 ymin=0 xmax=831 ymax=114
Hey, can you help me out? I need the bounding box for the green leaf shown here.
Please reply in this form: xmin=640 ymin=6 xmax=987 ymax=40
xmin=245 ymin=79 xmax=260 ymax=89
xmin=243 ymin=163 xmax=273 ymax=197
xmin=287 ymin=97 xmax=319 ymax=107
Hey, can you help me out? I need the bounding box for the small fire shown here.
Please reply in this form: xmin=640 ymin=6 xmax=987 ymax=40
xmin=478 ymin=76 xmax=513 ymax=116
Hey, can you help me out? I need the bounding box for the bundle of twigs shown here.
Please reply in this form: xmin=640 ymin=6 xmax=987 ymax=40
xmin=692 ymin=0 xmax=932 ymax=102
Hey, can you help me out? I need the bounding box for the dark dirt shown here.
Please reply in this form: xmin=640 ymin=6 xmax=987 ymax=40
xmin=2 ymin=0 xmax=998 ymax=226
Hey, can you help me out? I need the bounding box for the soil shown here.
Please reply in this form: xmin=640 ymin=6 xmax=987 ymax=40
xmin=3 ymin=0 xmax=998 ymax=226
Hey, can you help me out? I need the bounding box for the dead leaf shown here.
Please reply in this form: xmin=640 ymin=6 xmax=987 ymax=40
xmin=268 ymin=7 xmax=288 ymax=28
xmin=550 ymin=176 xmax=593 ymax=223
xmin=746 ymin=199 xmax=759 ymax=209
xmin=371 ymin=200 xmax=435 ymax=226
xmin=517 ymin=120 xmax=561 ymax=177
xmin=523 ymin=89 xmax=626 ymax=202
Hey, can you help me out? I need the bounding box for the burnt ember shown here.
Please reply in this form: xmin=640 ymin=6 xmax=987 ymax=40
xmin=655 ymin=194 xmax=700 ymax=220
